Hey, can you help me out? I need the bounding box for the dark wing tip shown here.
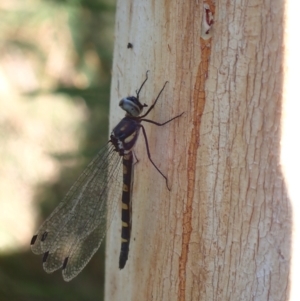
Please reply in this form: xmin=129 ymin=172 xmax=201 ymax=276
xmin=41 ymin=231 xmax=48 ymax=242
xmin=62 ymin=257 xmax=69 ymax=270
xmin=42 ymin=251 xmax=49 ymax=263
xmin=31 ymin=234 xmax=37 ymax=245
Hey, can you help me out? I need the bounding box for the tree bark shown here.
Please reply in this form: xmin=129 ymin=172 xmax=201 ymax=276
xmin=281 ymin=1 xmax=300 ymax=301
xmin=106 ymin=1 xmax=290 ymax=301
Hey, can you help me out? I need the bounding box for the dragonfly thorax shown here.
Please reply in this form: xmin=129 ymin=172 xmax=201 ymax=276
xmin=110 ymin=117 xmax=141 ymax=155
xmin=119 ymin=96 xmax=147 ymax=117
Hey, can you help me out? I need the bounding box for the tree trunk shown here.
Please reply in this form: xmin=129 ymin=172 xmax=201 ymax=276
xmin=281 ymin=1 xmax=300 ymax=301
xmin=106 ymin=0 xmax=290 ymax=300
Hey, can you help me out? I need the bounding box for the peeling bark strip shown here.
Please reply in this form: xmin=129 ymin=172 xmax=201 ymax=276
xmin=178 ymin=3 xmax=214 ymax=301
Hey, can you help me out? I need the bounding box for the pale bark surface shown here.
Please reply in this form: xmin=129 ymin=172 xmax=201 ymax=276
xmin=281 ymin=1 xmax=300 ymax=301
xmin=105 ymin=1 xmax=290 ymax=301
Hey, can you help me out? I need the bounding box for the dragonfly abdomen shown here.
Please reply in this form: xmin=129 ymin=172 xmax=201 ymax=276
xmin=119 ymin=152 xmax=133 ymax=269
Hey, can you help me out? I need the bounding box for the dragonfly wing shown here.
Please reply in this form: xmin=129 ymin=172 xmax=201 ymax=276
xmin=31 ymin=143 xmax=123 ymax=277
xmin=61 ymin=157 xmax=124 ymax=281
xmin=62 ymin=220 xmax=106 ymax=281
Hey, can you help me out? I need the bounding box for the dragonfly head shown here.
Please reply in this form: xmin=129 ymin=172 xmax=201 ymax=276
xmin=119 ymin=96 xmax=148 ymax=117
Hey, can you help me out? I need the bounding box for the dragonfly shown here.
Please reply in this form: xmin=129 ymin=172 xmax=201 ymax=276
xmin=30 ymin=71 xmax=183 ymax=281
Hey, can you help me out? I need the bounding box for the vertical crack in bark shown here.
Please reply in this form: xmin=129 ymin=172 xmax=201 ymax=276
xmin=178 ymin=31 xmax=213 ymax=301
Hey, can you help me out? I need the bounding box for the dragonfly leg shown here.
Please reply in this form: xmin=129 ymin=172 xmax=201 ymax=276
xmin=139 ymin=125 xmax=170 ymax=190
xmin=140 ymin=112 xmax=184 ymax=126
xmin=136 ymin=70 xmax=150 ymax=100
xmin=139 ymin=81 xmax=169 ymax=118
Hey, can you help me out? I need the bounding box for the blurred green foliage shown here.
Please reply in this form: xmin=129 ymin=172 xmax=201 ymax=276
xmin=0 ymin=0 xmax=116 ymax=300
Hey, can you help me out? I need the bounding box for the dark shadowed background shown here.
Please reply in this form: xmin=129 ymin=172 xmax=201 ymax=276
xmin=0 ymin=0 xmax=115 ymax=300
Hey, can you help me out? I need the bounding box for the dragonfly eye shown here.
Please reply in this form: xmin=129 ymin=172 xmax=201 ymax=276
xmin=119 ymin=97 xmax=143 ymax=116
